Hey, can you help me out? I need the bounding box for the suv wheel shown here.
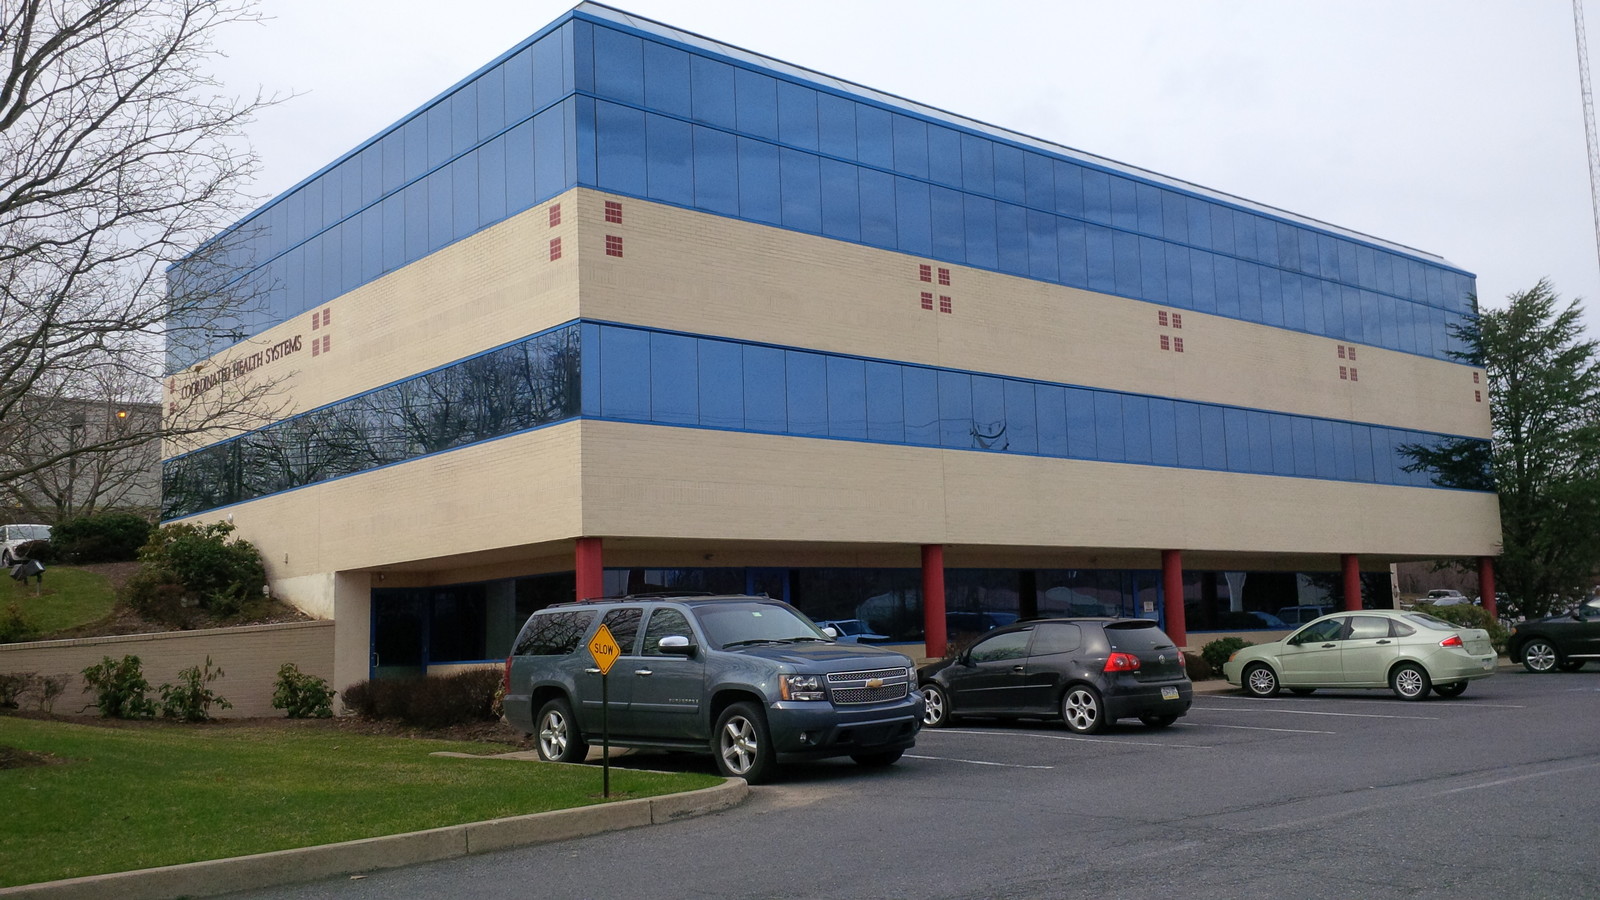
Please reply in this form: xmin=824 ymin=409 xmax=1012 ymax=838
xmin=535 ymin=698 xmax=588 ymax=763
xmin=920 ymin=683 xmax=951 ymax=727
xmin=1521 ymin=639 xmax=1560 ymax=673
xmin=1060 ymin=685 xmax=1106 ymax=734
xmin=714 ymin=701 xmax=775 ymax=783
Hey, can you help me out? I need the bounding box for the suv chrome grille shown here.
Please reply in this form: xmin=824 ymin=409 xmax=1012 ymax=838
xmin=827 ymin=667 xmax=910 ymax=705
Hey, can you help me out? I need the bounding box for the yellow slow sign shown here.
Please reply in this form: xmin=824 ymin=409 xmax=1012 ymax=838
xmin=588 ymin=624 xmax=622 ymax=675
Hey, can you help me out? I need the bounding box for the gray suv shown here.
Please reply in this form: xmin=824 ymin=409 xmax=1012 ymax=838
xmin=501 ymin=594 xmax=922 ymax=783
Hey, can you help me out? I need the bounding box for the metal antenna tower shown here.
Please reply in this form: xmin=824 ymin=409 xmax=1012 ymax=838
xmin=1575 ymin=0 xmax=1600 ymax=276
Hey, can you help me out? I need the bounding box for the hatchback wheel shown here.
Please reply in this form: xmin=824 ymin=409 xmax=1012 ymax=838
xmin=1060 ymin=685 xmax=1106 ymax=734
xmin=1432 ymin=681 xmax=1468 ymax=698
xmin=535 ymin=697 xmax=588 ymax=763
xmin=1559 ymin=659 xmax=1587 ymax=672
xmin=1243 ymin=663 xmax=1281 ymax=698
xmin=1521 ymin=640 xmax=1559 ymax=673
xmin=920 ymin=683 xmax=952 ymax=728
xmin=714 ymin=701 xmax=775 ymax=783
xmin=1391 ymin=663 xmax=1431 ymax=700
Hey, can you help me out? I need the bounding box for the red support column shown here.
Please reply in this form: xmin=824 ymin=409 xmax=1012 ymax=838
xmin=1341 ymin=554 xmax=1362 ymax=612
xmin=1161 ymin=550 xmax=1186 ymax=648
xmin=922 ymin=545 xmax=947 ymax=660
xmin=1478 ymin=557 xmax=1498 ymax=621
xmin=575 ymin=537 xmax=604 ymax=602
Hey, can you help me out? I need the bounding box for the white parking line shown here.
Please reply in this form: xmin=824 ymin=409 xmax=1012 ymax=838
xmin=905 ymin=754 xmax=1054 ymax=769
xmin=1186 ymin=722 xmax=1336 ymax=735
xmin=937 ymin=728 xmax=1215 ymax=749
xmin=1190 ymin=706 xmax=1438 ymax=720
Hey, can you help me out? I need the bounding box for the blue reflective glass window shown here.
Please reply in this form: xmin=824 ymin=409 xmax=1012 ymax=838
xmin=1135 ymin=183 xmax=1163 ymax=236
xmin=1035 ymin=384 xmax=1067 ymax=456
xmin=786 ymin=351 xmax=827 ymax=436
xmin=858 ymin=167 xmax=896 ymax=247
xmin=937 ymin=370 xmax=972 ymax=448
xmin=1200 ymin=405 xmax=1227 ymax=469
xmin=1148 ymin=397 xmax=1178 ymax=466
xmin=1027 ymin=210 xmax=1059 ymax=282
xmin=971 ymin=375 xmax=1007 ymax=449
xmin=1253 ymin=217 xmax=1277 ymax=266
xmin=1190 ymin=251 xmax=1216 ymax=314
xmin=1337 ymin=240 xmax=1359 ymax=284
xmin=1139 ymin=236 xmax=1166 ymax=304
xmin=1316 ymin=233 xmax=1338 ymax=281
xmin=1165 ymin=244 xmax=1192 ymax=307
xmin=743 ymin=345 xmax=786 ymax=432
xmin=698 ymin=339 xmax=743 ymax=428
xmin=531 ymin=107 xmax=564 ymax=201
xmin=452 ymin=84 xmax=480 ymax=155
xmin=904 ymin=366 xmax=938 ymax=445
xmin=1093 ymin=392 xmax=1123 ymax=461
xmin=928 ymin=125 xmax=962 ymax=187
xmin=692 ymin=126 xmax=739 ymax=216
xmin=401 ymin=115 xmax=428 ymax=182
xmin=781 ymin=148 xmax=823 ymax=233
xmin=1399 ymin=301 xmax=1421 ymax=356
xmin=1214 ymin=257 xmax=1240 ymax=318
xmin=404 ymin=179 xmax=430 ymax=259
xmin=1223 ymin=407 xmax=1249 ymax=472
xmin=1109 ymin=176 xmax=1138 ymax=231
xmin=777 ymin=82 xmax=818 ymax=150
xmin=504 ymin=119 xmax=535 ymax=213
xmin=650 ymin=332 xmax=698 ymax=425
xmin=1054 ymin=160 xmax=1083 ymax=218
xmin=1232 ymin=211 xmax=1258 ymax=261
xmin=381 ymin=191 xmax=406 ymax=273
xmin=596 ymin=102 xmax=647 ymax=195
xmin=1245 ymin=410 xmax=1272 ymax=473
xmin=1112 ymin=231 xmax=1141 ymax=297
xmin=1355 ymin=245 xmax=1377 ymax=290
xmin=690 ymin=55 xmax=736 ymax=129
xmin=293 ymin=182 xmax=317 ymax=238
xmin=1122 ymin=395 xmax=1152 ymax=464
xmin=993 ymin=143 xmax=1025 ymax=204
xmin=1004 ymin=380 xmax=1037 ymax=454
xmin=1374 ymin=429 xmax=1399 ymax=484
xmin=427 ymin=103 xmax=453 ymax=173
xmin=865 ymin=361 xmax=904 ymax=443
xmin=449 ymin=154 xmax=476 ymax=238
xmin=360 ymin=204 xmax=382 ymax=281
xmin=930 ymin=185 xmax=964 ymax=261
xmin=892 ymin=114 xmax=929 ymax=179
xmin=894 ymin=176 xmax=931 ymax=256
xmin=477 ymin=136 xmax=506 ymax=226
xmin=1312 ymin=419 xmax=1336 ymax=478
xmin=1297 ymin=274 xmax=1324 ymax=335
xmin=826 ymin=356 xmax=867 ymax=439
xmin=361 ymin=144 xmax=385 ymax=208
xmin=1161 ymin=191 xmax=1188 ymax=243
xmin=599 ymin=326 xmax=651 ymax=420
xmin=1280 ymin=270 xmax=1304 ymax=331
xmin=1085 ymin=224 xmax=1115 ymax=293
xmin=324 ymin=165 xmax=346 ymax=227
xmin=1375 ymin=294 xmax=1397 ymax=351
xmin=1320 ymin=280 xmax=1343 ymax=336
xmin=647 ymin=113 xmax=694 ymax=206
xmin=564 ymin=96 xmax=588 ymax=188
xmin=1296 ymin=228 xmax=1320 ymax=276
xmin=1430 ymin=308 xmax=1449 ymax=359
xmin=1185 ymin=196 xmax=1212 ymax=247
xmin=1331 ymin=422 xmax=1356 ymax=480
xmin=1352 ymin=425 xmax=1376 ymax=482
xmin=961 ymin=134 xmax=994 ymax=195
xmin=298 ymin=236 xmax=321 ymax=311
xmin=1341 ymin=287 xmax=1363 ymax=344
xmin=532 ymin=29 xmax=566 ymax=109
xmin=855 ymin=104 xmax=892 ymax=169
xmin=1270 ymin=415 xmax=1294 ymax=475
xmin=1237 ymin=261 xmax=1263 ymax=322
xmin=1024 ymin=152 xmax=1053 ymax=209
xmin=643 ymin=41 xmax=691 ymax=117
xmin=819 ymin=158 xmax=860 ymax=241
xmin=738 ymin=137 xmax=781 ymax=224
xmin=964 ymin=195 xmax=998 ymax=269
xmin=817 ymin=92 xmax=856 ymax=160
xmin=504 ymin=45 xmax=533 ymax=121
xmin=1057 ymin=219 xmax=1087 ymax=287
xmin=580 ymin=322 xmax=602 ymax=416
xmin=735 ymin=68 xmax=778 ymax=140
xmin=1209 ymin=205 xmax=1235 ymax=255
xmin=1291 ymin=417 xmax=1316 ymax=477
xmin=1081 ymin=168 xmax=1111 ymax=225
xmin=995 ymin=203 xmax=1028 ymax=276
xmin=571 ymin=21 xmax=593 ymax=93
xmin=1175 ymin=402 xmax=1203 ymax=468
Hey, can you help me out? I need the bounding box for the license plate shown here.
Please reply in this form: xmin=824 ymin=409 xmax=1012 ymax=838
xmin=1161 ymin=686 xmax=1179 ymax=700
xmin=1482 ymin=658 xmax=1495 ymax=670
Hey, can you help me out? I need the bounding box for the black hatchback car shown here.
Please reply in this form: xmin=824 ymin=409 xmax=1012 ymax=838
xmin=918 ymin=618 xmax=1192 ymax=734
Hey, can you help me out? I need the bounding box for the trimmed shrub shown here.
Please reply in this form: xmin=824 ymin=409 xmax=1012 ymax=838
xmin=1416 ymin=602 xmax=1510 ymax=653
xmin=1182 ymin=651 xmax=1214 ymax=680
xmin=12 ymin=538 xmax=54 ymax=565
xmin=130 ymin=522 xmax=266 ymax=621
xmin=50 ymin=512 xmax=153 ymax=563
xmin=0 ymin=672 xmax=28 ymax=708
xmin=158 ymin=656 xmax=232 ymax=722
xmin=81 ymin=654 xmax=155 ymax=719
xmin=0 ymin=603 xmax=35 ymax=643
xmin=1201 ymin=636 xmax=1254 ymax=673
xmin=342 ymin=670 xmax=503 ymax=729
xmin=273 ymin=663 xmax=336 ymax=718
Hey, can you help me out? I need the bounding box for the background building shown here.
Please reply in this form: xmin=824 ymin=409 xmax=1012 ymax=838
xmin=163 ymin=3 xmax=1499 ymax=692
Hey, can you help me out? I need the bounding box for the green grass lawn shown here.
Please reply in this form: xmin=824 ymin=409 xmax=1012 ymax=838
xmin=0 ymin=717 xmax=721 ymax=888
xmin=0 ymin=566 xmax=117 ymax=636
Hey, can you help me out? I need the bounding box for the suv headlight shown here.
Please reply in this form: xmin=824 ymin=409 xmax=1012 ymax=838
xmin=780 ymin=674 xmax=826 ymax=701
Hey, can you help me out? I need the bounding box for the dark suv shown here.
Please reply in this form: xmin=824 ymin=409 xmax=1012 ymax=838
xmin=918 ymin=618 xmax=1192 ymax=734
xmin=1508 ymin=597 xmax=1600 ymax=672
xmin=502 ymin=594 xmax=922 ymax=783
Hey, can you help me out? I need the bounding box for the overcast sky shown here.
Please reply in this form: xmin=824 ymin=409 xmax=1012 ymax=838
xmin=209 ymin=1 xmax=1600 ymax=333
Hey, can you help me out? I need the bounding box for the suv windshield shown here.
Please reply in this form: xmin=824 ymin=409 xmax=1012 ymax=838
xmin=693 ymin=601 xmax=827 ymax=648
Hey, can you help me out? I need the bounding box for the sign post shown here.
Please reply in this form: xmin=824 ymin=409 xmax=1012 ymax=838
xmin=586 ymin=624 xmax=621 ymax=798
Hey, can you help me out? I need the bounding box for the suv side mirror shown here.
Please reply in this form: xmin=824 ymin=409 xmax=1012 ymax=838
xmin=657 ymin=634 xmax=696 ymax=657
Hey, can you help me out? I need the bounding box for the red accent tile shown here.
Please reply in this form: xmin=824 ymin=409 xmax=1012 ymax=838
xmin=311 ymin=314 xmax=319 ymax=331
xmin=549 ymin=237 xmax=562 ymax=261
xmin=322 ymin=335 xmax=330 ymax=354
xmin=939 ymin=295 xmax=952 ymax=314
xmin=1349 ymin=367 xmax=1358 ymax=381
xmin=1347 ymin=347 xmax=1356 ymax=361
xmin=1340 ymin=366 xmax=1348 ymax=380
xmin=311 ymin=340 xmax=319 ymax=358
xmin=1173 ymin=337 xmax=1184 ymax=353
xmin=919 ymin=264 xmax=932 ymax=282
xmin=605 ymin=201 xmax=623 ymax=224
xmin=1473 ymin=372 xmax=1480 ymax=383
xmin=1475 ymin=390 xmax=1482 ymax=402
xmin=1158 ymin=311 xmax=1169 ymax=327
xmin=549 ymin=204 xmax=561 ymax=227
xmin=606 ymin=235 xmax=623 ymax=257
xmin=1171 ymin=313 xmax=1182 ymax=329
xmin=1337 ymin=345 xmax=1345 ymax=359
xmin=937 ymin=268 xmax=951 ymax=286
xmin=920 ymin=291 xmax=934 ymax=310
xmin=1160 ymin=335 xmax=1171 ymax=351
xmin=322 ymin=308 xmax=331 ymax=327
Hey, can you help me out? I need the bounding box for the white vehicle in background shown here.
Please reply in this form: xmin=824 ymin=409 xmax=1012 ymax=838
xmin=1 ymin=524 xmax=51 ymax=566
xmin=1423 ymin=589 xmax=1474 ymax=607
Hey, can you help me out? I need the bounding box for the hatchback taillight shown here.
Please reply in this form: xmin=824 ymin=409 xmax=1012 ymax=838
xmin=1104 ymin=652 xmax=1142 ymax=672
xmin=1439 ymin=634 xmax=1465 ymax=649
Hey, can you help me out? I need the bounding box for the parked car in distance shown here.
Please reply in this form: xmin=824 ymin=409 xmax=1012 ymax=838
xmin=0 ymin=524 xmax=50 ymax=567
xmin=1223 ymin=610 xmax=1496 ymax=700
xmin=1422 ymin=589 xmax=1473 ymax=607
xmin=502 ymin=594 xmax=922 ymax=783
xmin=815 ymin=618 xmax=894 ymax=644
xmin=945 ymin=610 xmax=1019 ymax=635
xmin=1507 ymin=597 xmax=1600 ymax=672
xmin=918 ymin=618 xmax=1192 ymax=735
xmin=1247 ymin=610 xmax=1289 ymax=629
xmin=1276 ymin=605 xmax=1333 ymax=625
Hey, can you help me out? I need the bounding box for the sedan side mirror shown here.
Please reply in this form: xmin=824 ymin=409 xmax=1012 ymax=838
xmin=657 ymin=634 xmax=696 ymax=657
xmin=822 ymin=626 xmax=839 ymax=638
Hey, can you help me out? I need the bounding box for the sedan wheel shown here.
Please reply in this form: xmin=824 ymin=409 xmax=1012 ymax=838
xmin=1432 ymin=681 xmax=1468 ymax=698
xmin=1243 ymin=663 xmax=1281 ymax=698
xmin=1060 ymin=685 xmax=1106 ymax=734
xmin=1390 ymin=663 xmax=1432 ymax=701
xmin=1521 ymin=640 xmax=1559 ymax=673
xmin=920 ymin=683 xmax=951 ymax=728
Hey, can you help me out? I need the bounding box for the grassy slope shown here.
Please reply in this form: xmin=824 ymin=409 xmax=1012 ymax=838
xmin=0 ymin=567 xmax=117 ymax=636
xmin=0 ymin=717 xmax=720 ymax=887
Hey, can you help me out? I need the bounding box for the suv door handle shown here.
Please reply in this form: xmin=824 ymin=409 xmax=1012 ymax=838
xmin=634 ymin=669 xmax=653 ymax=677
xmin=584 ymin=667 xmax=600 ymax=674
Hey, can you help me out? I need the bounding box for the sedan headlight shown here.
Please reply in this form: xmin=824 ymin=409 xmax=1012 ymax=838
xmin=780 ymin=674 xmax=826 ymax=701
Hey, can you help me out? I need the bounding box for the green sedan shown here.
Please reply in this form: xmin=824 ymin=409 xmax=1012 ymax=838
xmin=1223 ymin=610 xmax=1497 ymax=700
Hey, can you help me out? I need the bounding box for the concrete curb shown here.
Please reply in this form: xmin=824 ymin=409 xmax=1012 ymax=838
xmin=0 ymin=778 xmax=748 ymax=900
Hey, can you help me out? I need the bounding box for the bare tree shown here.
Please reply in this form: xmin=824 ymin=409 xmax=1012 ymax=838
xmin=0 ymin=0 xmax=284 ymax=506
